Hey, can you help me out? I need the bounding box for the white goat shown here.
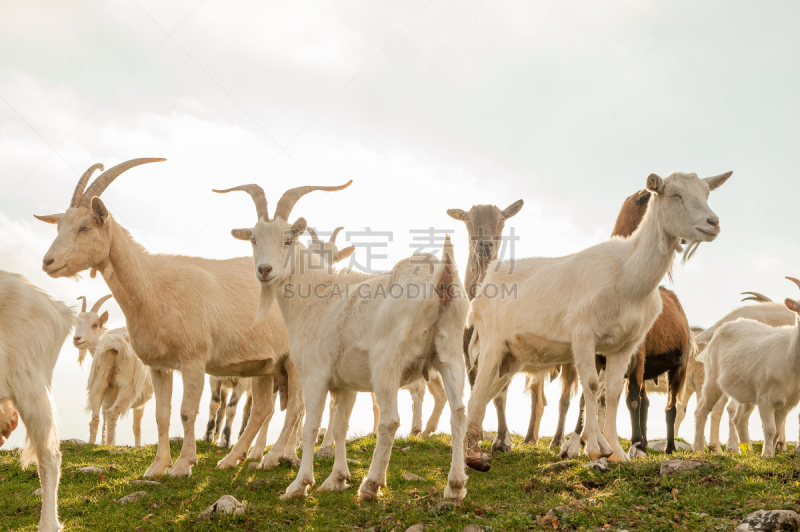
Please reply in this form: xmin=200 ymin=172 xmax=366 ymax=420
xmin=86 ymin=329 xmax=154 ymax=446
xmin=694 ymin=281 xmax=800 ymax=457
xmin=0 ymin=271 xmax=74 ymax=532
xmin=214 ymin=181 xmax=469 ymax=501
xmin=36 ymin=159 xmax=303 ymax=478
xmin=204 ymin=376 xmax=253 ymax=449
xmin=73 ymin=294 xmax=112 ymax=366
xmin=465 ymin=171 xmax=731 ymax=470
xmin=307 ymin=227 xmax=449 ymax=453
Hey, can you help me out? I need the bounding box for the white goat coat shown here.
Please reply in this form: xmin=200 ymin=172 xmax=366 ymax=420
xmin=0 ymin=271 xmax=73 ymax=532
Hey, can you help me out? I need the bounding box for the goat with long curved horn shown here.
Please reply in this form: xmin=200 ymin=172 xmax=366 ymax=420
xmin=306 ymin=227 xmax=324 ymax=246
xmin=77 ymin=296 xmax=87 ymax=313
xmin=787 ymin=277 xmax=800 ymax=292
xmin=742 ymin=292 xmax=773 ymax=303
xmin=80 ymin=158 xmax=166 ymax=207
xmin=71 ymin=164 xmax=104 ymax=208
xmin=330 ymin=227 xmax=343 ymax=244
xmin=273 ymin=181 xmax=353 ymax=221
xmin=213 ymin=184 xmax=269 ymax=221
xmin=91 ymin=294 xmax=113 ymax=313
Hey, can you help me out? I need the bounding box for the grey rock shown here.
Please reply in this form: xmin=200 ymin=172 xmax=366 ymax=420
xmin=405 ymin=525 xmax=425 ymax=532
xmin=545 ymin=506 xmax=573 ymax=520
xmin=402 ymin=473 xmax=424 ymax=481
xmin=649 ymin=439 xmax=692 ymax=452
xmin=463 ymin=526 xmax=484 ymax=532
xmin=169 ymin=437 xmax=182 ymax=442
xmin=734 ymin=510 xmax=800 ymax=531
xmin=63 ymin=438 xmax=87 ymax=445
xmin=32 ymin=488 xmax=42 ymax=496
xmin=346 ymin=458 xmax=359 ymax=464
xmin=118 ymin=491 xmax=147 ymax=505
xmin=315 ymin=446 xmax=335 ymax=458
xmin=198 ymin=495 xmax=246 ymax=519
xmin=659 ymin=459 xmax=704 ymax=476
xmin=436 ymin=501 xmax=454 ymax=513
xmin=582 ymin=457 xmax=610 ymax=472
xmin=76 ymin=466 xmax=103 ymax=474
xmin=542 ymin=460 xmax=573 ymax=472
xmin=248 ymin=462 xmax=260 ymax=470
xmin=128 ymin=480 xmax=160 ymax=485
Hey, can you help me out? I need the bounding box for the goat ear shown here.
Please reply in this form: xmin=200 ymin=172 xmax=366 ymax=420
xmin=231 ymin=228 xmax=252 ymax=241
xmin=99 ymin=311 xmax=109 ymax=326
xmin=501 ymin=199 xmax=524 ymax=220
xmin=91 ymin=197 xmax=110 ymax=224
xmin=447 ymin=208 xmax=467 ymax=221
xmin=785 ymin=298 xmax=800 ymax=313
xmin=705 ymin=171 xmax=732 ymax=191
xmin=635 ymin=191 xmax=652 ymax=205
xmin=335 ymin=245 xmax=355 ymax=263
xmin=645 ymin=173 xmax=664 ymax=194
xmin=33 ymin=213 xmax=63 ymax=225
xmin=291 ymin=217 xmax=307 ymax=239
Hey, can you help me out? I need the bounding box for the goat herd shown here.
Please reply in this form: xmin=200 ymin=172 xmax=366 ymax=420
xmin=2 ymin=159 xmax=799 ymax=532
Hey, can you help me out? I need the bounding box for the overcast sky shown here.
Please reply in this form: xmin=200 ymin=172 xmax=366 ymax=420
xmin=2 ymin=0 xmax=799 ymax=451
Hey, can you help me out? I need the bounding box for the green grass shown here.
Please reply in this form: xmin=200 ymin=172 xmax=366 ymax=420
xmin=2 ymin=435 xmax=800 ymax=531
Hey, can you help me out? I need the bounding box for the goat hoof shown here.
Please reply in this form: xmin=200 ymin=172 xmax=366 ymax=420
xmin=410 ymin=428 xmax=422 ymax=437
xmin=358 ymin=491 xmax=374 ymax=502
xmin=492 ymin=440 xmax=511 ymax=454
xmin=420 ymin=430 xmax=433 ymax=438
xmin=143 ymin=460 xmax=172 ymax=478
xmin=628 ymin=444 xmax=647 ymax=459
xmin=465 ymin=451 xmax=491 ymax=472
xmin=216 ymin=455 xmax=241 ymax=470
xmin=444 ymin=484 xmax=467 ymax=501
xmin=777 ymin=442 xmax=788 ymax=453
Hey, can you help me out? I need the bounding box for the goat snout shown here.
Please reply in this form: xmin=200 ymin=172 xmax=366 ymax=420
xmin=706 ymin=216 xmax=719 ymax=228
xmin=257 ymin=264 xmax=274 ymax=282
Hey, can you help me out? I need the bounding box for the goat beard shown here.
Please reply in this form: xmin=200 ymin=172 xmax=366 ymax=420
xmin=78 ymin=348 xmax=88 ymax=367
xmin=681 ymin=240 xmax=702 ymax=264
xmin=254 ymin=282 xmax=276 ymax=326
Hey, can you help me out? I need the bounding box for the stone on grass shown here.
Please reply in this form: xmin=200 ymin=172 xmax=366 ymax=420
xmin=402 ymin=473 xmax=424 ymax=481
xmin=32 ymin=488 xmax=42 ymax=496
xmin=436 ymin=501 xmax=454 ymax=513
xmin=76 ymin=466 xmax=103 ymax=474
xmin=128 ymin=480 xmax=160 ymax=485
xmin=734 ymin=510 xmax=800 ymax=531
xmin=63 ymin=438 xmax=87 ymax=445
xmin=659 ymin=460 xmax=703 ymax=476
xmin=198 ymin=495 xmax=246 ymax=520
xmin=405 ymin=525 xmax=425 ymax=532
xmin=315 ymin=446 xmax=335 ymax=458
xmin=463 ymin=526 xmax=485 ymax=532
xmin=118 ymin=491 xmax=147 ymax=505
xmin=169 ymin=437 xmax=182 ymax=442
xmin=649 ymin=439 xmax=692 ymax=452
xmin=582 ymin=457 xmax=610 ymax=472
xmin=542 ymin=460 xmax=573 ymax=473
xmin=545 ymin=506 xmax=573 ymax=520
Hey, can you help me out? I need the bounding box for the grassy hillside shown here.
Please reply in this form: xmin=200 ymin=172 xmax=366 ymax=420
xmin=1 ymin=435 xmax=799 ymax=531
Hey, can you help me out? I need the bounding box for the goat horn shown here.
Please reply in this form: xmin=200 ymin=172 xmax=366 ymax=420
xmin=787 ymin=277 xmax=800 ymax=292
xmin=80 ymin=158 xmax=166 ymax=207
xmin=741 ymin=291 xmax=772 ymax=303
xmin=306 ymin=227 xmax=323 ymax=245
xmin=77 ymin=296 xmax=87 ymax=313
xmin=71 ymin=163 xmax=104 ymax=208
xmin=273 ymin=180 xmax=353 ymax=221
xmin=330 ymin=227 xmax=344 ymax=244
xmin=212 ymin=184 xmax=269 ymax=221
xmin=91 ymin=294 xmax=113 ymax=313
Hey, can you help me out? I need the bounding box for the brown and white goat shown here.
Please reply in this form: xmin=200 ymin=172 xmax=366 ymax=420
xmin=561 ymin=188 xmax=694 ymax=459
xmin=36 ymin=159 xmax=303 ymax=478
xmin=0 ymin=271 xmax=74 ymax=532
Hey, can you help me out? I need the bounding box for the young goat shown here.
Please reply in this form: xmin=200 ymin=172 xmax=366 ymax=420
xmin=561 ymin=188 xmax=695 ymax=459
xmin=215 ymin=181 xmax=469 ymax=501
xmin=449 ymin=201 xmax=577 ymax=451
xmin=307 ymin=227 xmax=450 ymax=450
xmin=694 ymin=277 xmax=800 ymax=457
xmin=73 ymin=294 xmax=112 ymax=366
xmin=36 ymin=159 xmax=303 ymax=478
xmin=690 ymin=292 xmax=795 ymax=453
xmin=0 ymin=271 xmax=74 ymax=532
xmin=466 ymin=171 xmax=731 ymax=471
xmin=87 ymin=330 xmax=154 ymax=446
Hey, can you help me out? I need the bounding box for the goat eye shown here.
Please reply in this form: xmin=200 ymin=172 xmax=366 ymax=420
xmin=79 ymin=226 xmax=90 ymax=233
xmin=92 ymin=324 xmax=97 ymax=329
xmin=671 ymin=194 xmax=682 ymax=200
